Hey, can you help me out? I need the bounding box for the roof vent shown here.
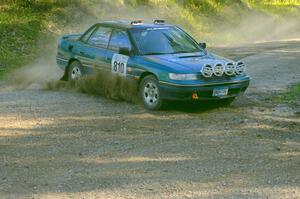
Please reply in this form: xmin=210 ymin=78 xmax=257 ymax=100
xmin=154 ymin=19 xmax=165 ymax=25
xmin=131 ymin=20 xmax=143 ymax=25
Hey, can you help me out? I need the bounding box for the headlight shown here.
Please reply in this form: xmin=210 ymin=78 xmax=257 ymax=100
xmin=169 ymin=73 xmax=198 ymax=80
xmin=201 ymin=64 xmax=213 ymax=78
xmin=235 ymin=61 xmax=246 ymax=75
xmin=225 ymin=62 xmax=235 ymax=76
xmin=214 ymin=63 xmax=225 ymax=77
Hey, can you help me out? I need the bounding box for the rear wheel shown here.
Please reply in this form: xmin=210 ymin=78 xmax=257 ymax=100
xmin=68 ymin=61 xmax=83 ymax=81
xmin=140 ymin=75 xmax=164 ymax=110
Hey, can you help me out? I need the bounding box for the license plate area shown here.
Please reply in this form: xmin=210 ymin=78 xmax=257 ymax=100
xmin=213 ymin=87 xmax=228 ymax=97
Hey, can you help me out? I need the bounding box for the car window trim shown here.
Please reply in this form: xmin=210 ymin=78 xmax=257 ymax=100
xmin=85 ymin=25 xmax=113 ymax=49
xmin=79 ymin=24 xmax=139 ymax=54
xmin=127 ymin=29 xmax=140 ymax=56
xmin=108 ymin=28 xmax=118 ymax=51
xmin=79 ymin=25 xmax=97 ymax=43
xmin=129 ymin=29 xmax=149 ymax=55
xmin=107 ymin=28 xmax=133 ymax=52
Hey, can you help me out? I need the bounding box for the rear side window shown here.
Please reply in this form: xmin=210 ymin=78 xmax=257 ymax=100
xmin=88 ymin=26 xmax=112 ymax=48
xmin=108 ymin=29 xmax=132 ymax=52
xmin=81 ymin=26 xmax=97 ymax=43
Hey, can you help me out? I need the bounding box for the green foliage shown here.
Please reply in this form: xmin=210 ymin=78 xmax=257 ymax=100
xmin=0 ymin=0 xmax=80 ymax=77
xmin=0 ymin=0 xmax=299 ymax=78
xmin=273 ymin=83 xmax=300 ymax=104
xmin=246 ymin=0 xmax=300 ymax=16
xmin=288 ymin=83 xmax=300 ymax=101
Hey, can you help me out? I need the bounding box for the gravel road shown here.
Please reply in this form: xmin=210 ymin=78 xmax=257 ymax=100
xmin=0 ymin=41 xmax=299 ymax=199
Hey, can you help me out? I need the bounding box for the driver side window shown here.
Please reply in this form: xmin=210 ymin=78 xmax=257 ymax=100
xmin=108 ymin=29 xmax=132 ymax=52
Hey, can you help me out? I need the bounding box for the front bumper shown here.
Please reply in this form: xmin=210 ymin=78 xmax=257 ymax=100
xmin=159 ymin=78 xmax=250 ymax=101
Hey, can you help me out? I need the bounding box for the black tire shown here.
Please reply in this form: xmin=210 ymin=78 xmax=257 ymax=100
xmin=68 ymin=60 xmax=84 ymax=81
xmin=140 ymin=75 xmax=164 ymax=110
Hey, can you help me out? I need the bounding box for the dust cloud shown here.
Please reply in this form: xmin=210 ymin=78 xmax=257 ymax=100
xmin=5 ymin=1 xmax=300 ymax=95
xmin=215 ymin=12 xmax=300 ymax=46
xmin=4 ymin=33 xmax=63 ymax=91
xmin=84 ymin=1 xmax=300 ymax=45
xmin=8 ymin=57 xmax=62 ymax=90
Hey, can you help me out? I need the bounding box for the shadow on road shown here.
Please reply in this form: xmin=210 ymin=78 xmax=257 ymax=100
xmin=162 ymin=100 xmax=231 ymax=113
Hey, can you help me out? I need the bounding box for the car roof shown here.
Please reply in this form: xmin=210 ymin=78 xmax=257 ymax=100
xmin=97 ymin=20 xmax=174 ymax=30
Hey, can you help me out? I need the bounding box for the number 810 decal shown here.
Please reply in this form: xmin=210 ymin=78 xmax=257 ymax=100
xmin=111 ymin=53 xmax=129 ymax=76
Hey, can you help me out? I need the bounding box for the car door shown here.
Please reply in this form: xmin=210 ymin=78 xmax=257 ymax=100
xmin=76 ymin=26 xmax=112 ymax=74
xmin=106 ymin=28 xmax=133 ymax=77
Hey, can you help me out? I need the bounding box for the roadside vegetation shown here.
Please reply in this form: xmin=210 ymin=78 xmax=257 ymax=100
xmin=273 ymin=83 xmax=300 ymax=104
xmin=287 ymin=83 xmax=300 ymax=102
xmin=0 ymin=0 xmax=299 ymax=82
xmin=0 ymin=0 xmax=75 ymax=77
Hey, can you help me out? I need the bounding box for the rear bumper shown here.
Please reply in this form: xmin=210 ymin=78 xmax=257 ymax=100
xmin=159 ymin=79 xmax=250 ymax=101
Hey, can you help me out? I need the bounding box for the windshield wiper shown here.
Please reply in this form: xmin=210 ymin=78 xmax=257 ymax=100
xmin=143 ymin=50 xmax=198 ymax=55
xmin=170 ymin=50 xmax=197 ymax=54
xmin=143 ymin=52 xmax=170 ymax=55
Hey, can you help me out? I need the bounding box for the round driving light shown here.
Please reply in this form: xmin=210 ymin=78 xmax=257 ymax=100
xmin=225 ymin=63 xmax=235 ymax=76
xmin=213 ymin=63 xmax=225 ymax=77
xmin=201 ymin=64 xmax=213 ymax=78
xmin=235 ymin=61 xmax=246 ymax=75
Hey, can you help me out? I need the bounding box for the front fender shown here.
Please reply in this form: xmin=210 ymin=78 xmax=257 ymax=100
xmin=128 ymin=56 xmax=175 ymax=81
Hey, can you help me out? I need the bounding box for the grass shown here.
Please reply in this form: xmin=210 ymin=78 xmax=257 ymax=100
xmin=0 ymin=0 xmax=81 ymax=78
xmin=273 ymin=83 xmax=300 ymax=104
xmin=0 ymin=2 xmax=40 ymax=77
xmin=0 ymin=0 xmax=300 ymax=79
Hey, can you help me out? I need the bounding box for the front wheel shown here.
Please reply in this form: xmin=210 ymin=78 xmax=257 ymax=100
xmin=140 ymin=75 xmax=164 ymax=110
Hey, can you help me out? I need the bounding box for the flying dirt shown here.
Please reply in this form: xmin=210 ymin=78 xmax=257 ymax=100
xmin=47 ymin=72 xmax=139 ymax=104
xmin=0 ymin=40 xmax=299 ymax=199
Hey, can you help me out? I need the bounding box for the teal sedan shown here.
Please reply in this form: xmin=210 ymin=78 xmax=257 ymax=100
xmin=56 ymin=20 xmax=250 ymax=110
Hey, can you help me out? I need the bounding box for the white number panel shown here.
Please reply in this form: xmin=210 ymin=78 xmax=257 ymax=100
xmin=111 ymin=53 xmax=129 ymax=76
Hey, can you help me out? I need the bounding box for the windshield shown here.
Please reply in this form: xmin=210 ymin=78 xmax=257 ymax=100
xmin=130 ymin=26 xmax=200 ymax=55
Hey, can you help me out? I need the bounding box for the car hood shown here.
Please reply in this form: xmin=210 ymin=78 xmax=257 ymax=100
xmin=144 ymin=51 xmax=233 ymax=73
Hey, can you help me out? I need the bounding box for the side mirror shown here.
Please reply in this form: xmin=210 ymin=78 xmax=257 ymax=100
xmin=199 ymin=42 xmax=207 ymax=49
xmin=119 ymin=47 xmax=131 ymax=56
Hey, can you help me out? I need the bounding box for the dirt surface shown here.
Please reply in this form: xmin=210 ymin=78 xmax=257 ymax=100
xmin=0 ymin=41 xmax=299 ymax=199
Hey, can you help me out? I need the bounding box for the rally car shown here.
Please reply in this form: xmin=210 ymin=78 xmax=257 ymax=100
xmin=56 ymin=20 xmax=250 ymax=110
